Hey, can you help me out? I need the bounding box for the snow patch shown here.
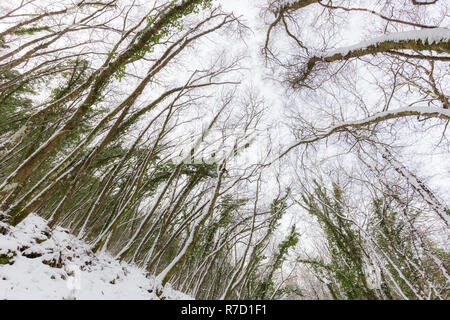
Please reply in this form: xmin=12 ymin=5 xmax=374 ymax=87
xmin=0 ymin=214 xmax=192 ymax=300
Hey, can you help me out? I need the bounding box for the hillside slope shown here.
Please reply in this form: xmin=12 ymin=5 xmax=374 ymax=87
xmin=0 ymin=214 xmax=191 ymax=300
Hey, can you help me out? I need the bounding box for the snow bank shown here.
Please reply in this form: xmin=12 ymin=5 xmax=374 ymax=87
xmin=0 ymin=214 xmax=192 ymax=300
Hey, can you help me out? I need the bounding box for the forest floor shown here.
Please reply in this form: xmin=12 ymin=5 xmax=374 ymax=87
xmin=0 ymin=214 xmax=191 ymax=300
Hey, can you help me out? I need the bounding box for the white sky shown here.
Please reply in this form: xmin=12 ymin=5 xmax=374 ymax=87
xmin=1 ymin=0 xmax=448 ymax=255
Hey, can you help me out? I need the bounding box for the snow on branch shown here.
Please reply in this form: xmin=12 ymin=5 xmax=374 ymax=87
xmin=320 ymin=28 xmax=450 ymax=58
xmin=380 ymin=147 xmax=450 ymax=227
xmin=293 ymin=28 xmax=450 ymax=86
xmin=278 ymin=106 xmax=450 ymax=159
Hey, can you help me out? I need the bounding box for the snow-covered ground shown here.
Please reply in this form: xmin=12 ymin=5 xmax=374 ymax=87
xmin=0 ymin=214 xmax=192 ymax=300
